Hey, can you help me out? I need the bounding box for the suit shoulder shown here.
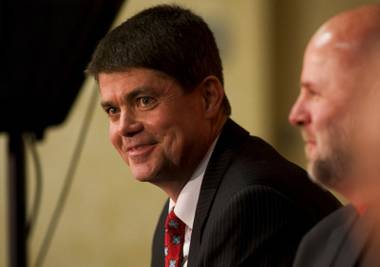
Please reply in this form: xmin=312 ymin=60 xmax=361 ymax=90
xmin=218 ymin=135 xmax=341 ymax=223
xmin=293 ymin=205 xmax=357 ymax=267
xmin=297 ymin=205 xmax=357 ymax=245
xmin=201 ymin=185 xmax=323 ymax=266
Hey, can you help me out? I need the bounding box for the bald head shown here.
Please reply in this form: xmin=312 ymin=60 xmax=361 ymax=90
xmin=289 ymin=4 xmax=380 ymax=205
xmin=309 ymin=4 xmax=380 ymax=61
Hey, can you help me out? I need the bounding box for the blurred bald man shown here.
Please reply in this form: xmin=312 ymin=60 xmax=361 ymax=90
xmin=289 ymin=4 xmax=380 ymax=267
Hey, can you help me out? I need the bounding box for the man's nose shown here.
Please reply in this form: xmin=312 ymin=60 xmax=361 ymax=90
xmin=288 ymin=96 xmax=310 ymax=127
xmin=118 ymin=112 xmax=143 ymax=137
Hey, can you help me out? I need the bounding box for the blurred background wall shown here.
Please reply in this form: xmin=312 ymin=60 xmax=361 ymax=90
xmin=0 ymin=0 xmax=378 ymax=266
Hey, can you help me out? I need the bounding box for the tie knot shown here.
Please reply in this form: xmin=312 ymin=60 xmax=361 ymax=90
xmin=165 ymin=210 xmax=186 ymax=233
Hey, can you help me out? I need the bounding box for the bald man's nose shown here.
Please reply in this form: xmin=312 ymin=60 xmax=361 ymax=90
xmin=288 ymin=98 xmax=310 ymax=127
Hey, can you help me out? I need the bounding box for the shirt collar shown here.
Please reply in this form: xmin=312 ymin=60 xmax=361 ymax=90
xmin=169 ymin=136 xmax=219 ymax=229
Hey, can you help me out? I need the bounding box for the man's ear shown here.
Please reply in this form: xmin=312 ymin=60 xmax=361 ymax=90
xmin=199 ymin=76 xmax=225 ymax=119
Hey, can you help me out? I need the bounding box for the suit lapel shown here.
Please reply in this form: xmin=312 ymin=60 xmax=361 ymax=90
xmin=333 ymin=208 xmax=374 ymax=267
xmin=187 ymin=119 xmax=249 ymax=266
xmin=151 ymin=201 xmax=169 ymax=267
xmin=324 ymin=212 xmax=357 ymax=266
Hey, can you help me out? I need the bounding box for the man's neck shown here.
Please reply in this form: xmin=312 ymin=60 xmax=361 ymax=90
xmin=156 ymin=116 xmax=227 ymax=201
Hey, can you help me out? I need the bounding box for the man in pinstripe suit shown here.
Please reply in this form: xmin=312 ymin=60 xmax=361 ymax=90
xmin=87 ymin=4 xmax=340 ymax=266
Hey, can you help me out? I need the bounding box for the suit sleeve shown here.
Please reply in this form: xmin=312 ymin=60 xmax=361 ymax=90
xmin=198 ymin=185 xmax=310 ymax=267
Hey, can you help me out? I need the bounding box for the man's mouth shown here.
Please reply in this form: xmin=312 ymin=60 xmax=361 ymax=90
xmin=126 ymin=143 xmax=157 ymax=157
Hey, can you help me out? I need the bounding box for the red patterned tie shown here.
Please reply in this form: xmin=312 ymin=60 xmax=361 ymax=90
xmin=164 ymin=210 xmax=186 ymax=267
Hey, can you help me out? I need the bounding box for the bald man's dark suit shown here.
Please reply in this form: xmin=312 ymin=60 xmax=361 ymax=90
xmin=294 ymin=205 xmax=380 ymax=267
xmin=151 ymin=119 xmax=341 ymax=267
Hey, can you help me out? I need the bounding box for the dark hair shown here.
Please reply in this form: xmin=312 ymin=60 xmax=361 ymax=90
xmin=87 ymin=4 xmax=231 ymax=115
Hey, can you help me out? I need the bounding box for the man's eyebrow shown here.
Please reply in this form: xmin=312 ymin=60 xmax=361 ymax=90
xmin=300 ymin=81 xmax=314 ymax=90
xmin=100 ymin=100 xmax=113 ymax=109
xmin=301 ymin=81 xmax=309 ymax=88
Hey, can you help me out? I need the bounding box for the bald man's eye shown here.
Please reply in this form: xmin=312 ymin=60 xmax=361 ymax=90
xmin=303 ymin=87 xmax=320 ymax=98
xmin=309 ymin=90 xmax=321 ymax=98
xmin=136 ymin=96 xmax=157 ymax=110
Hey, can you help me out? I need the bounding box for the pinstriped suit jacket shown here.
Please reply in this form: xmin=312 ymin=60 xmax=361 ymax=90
xmin=151 ymin=119 xmax=341 ymax=267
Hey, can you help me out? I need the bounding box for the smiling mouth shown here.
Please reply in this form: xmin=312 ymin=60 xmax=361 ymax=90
xmin=126 ymin=143 xmax=157 ymax=158
xmin=305 ymin=140 xmax=316 ymax=145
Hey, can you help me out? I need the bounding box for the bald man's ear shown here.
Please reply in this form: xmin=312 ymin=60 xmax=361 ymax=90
xmin=199 ymin=76 xmax=225 ymax=119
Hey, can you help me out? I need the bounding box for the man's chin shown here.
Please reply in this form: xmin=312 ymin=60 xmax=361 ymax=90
xmin=307 ymin=167 xmax=330 ymax=191
xmin=130 ymin=166 xmax=158 ymax=183
xmin=307 ymin=163 xmax=323 ymax=185
xmin=133 ymin=175 xmax=154 ymax=182
xmin=308 ymin=159 xmax=341 ymax=191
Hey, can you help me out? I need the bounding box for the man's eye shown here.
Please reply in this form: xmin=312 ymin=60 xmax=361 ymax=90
xmin=136 ymin=96 xmax=157 ymax=109
xmin=302 ymin=87 xmax=320 ymax=99
xmin=307 ymin=89 xmax=318 ymax=96
xmin=105 ymin=107 xmax=118 ymax=115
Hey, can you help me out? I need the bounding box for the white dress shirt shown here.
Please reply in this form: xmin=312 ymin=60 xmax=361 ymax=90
xmin=168 ymin=137 xmax=218 ymax=267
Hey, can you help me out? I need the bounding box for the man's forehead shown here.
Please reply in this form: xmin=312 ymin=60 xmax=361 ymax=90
xmin=301 ymin=48 xmax=363 ymax=100
xmin=308 ymin=22 xmax=361 ymax=59
xmin=305 ymin=34 xmax=366 ymax=82
xmin=98 ymin=69 xmax=176 ymax=89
